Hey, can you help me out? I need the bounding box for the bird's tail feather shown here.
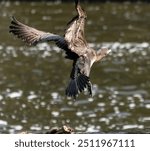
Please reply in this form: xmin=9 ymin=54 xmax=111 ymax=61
xmin=66 ymin=74 xmax=91 ymax=99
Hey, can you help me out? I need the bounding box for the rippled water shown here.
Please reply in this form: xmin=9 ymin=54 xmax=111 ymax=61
xmin=0 ymin=1 xmax=150 ymax=133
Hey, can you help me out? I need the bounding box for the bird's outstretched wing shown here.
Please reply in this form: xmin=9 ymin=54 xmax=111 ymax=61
xmin=64 ymin=2 xmax=88 ymax=56
xmin=9 ymin=16 xmax=79 ymax=60
xmin=9 ymin=17 xmax=67 ymax=49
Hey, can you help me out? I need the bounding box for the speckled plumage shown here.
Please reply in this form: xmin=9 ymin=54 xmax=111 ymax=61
xmin=9 ymin=0 xmax=111 ymax=99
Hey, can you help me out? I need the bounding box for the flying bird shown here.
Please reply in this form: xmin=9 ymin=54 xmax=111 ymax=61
xmin=9 ymin=0 xmax=111 ymax=99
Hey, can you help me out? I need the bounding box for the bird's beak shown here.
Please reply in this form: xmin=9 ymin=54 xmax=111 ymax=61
xmin=107 ymin=49 xmax=112 ymax=55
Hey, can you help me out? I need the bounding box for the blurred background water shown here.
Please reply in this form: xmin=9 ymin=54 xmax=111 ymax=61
xmin=0 ymin=1 xmax=150 ymax=133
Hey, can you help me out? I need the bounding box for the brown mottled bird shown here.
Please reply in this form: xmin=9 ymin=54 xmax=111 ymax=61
xmin=9 ymin=0 xmax=111 ymax=99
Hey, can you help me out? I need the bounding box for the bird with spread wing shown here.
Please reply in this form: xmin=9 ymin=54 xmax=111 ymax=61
xmin=9 ymin=0 xmax=111 ymax=99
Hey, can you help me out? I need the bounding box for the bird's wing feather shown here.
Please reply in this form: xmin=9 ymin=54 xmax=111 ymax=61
xmin=9 ymin=16 xmax=66 ymax=48
xmin=66 ymin=57 xmax=92 ymax=98
xmin=9 ymin=16 xmax=79 ymax=60
xmin=64 ymin=4 xmax=88 ymax=56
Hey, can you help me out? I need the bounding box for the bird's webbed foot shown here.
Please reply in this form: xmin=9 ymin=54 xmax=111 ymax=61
xmin=87 ymin=81 xmax=92 ymax=97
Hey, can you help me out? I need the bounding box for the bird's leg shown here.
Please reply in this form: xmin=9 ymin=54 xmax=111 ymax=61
xmin=87 ymin=81 xmax=92 ymax=97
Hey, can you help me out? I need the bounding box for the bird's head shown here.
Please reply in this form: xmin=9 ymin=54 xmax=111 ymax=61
xmin=96 ymin=47 xmax=111 ymax=61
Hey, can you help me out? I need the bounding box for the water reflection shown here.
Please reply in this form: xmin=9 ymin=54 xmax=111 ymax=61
xmin=0 ymin=1 xmax=150 ymax=133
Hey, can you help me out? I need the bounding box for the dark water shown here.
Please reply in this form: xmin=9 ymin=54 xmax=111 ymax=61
xmin=0 ymin=1 xmax=150 ymax=133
